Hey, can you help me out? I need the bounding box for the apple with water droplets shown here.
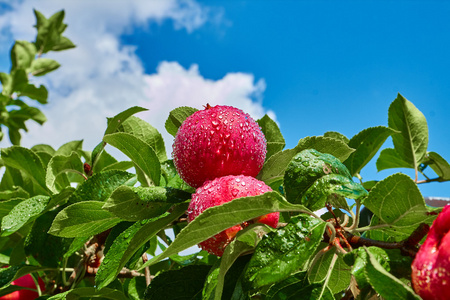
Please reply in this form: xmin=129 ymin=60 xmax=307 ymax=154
xmin=411 ymin=204 xmax=450 ymax=300
xmin=187 ymin=175 xmax=279 ymax=256
xmin=172 ymin=104 xmax=267 ymax=188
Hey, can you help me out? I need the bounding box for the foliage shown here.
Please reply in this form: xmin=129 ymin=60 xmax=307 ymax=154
xmin=0 ymin=10 xmax=449 ymax=300
xmin=0 ymin=10 xmax=75 ymax=145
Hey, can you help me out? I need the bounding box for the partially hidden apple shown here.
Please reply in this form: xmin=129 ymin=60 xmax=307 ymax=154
xmin=187 ymin=175 xmax=279 ymax=256
xmin=0 ymin=274 xmax=45 ymax=300
xmin=411 ymin=204 xmax=450 ymax=300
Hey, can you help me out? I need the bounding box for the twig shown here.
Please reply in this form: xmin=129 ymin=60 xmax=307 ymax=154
xmin=142 ymin=253 xmax=152 ymax=286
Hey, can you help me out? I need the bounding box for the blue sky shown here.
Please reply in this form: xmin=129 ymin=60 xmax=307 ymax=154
xmin=0 ymin=0 xmax=449 ymax=198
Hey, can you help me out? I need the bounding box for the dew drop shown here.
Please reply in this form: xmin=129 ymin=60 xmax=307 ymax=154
xmin=231 ymin=189 xmax=239 ymax=197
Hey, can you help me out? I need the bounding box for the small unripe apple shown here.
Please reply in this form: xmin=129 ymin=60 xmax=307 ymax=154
xmin=187 ymin=175 xmax=279 ymax=256
xmin=411 ymin=205 xmax=450 ymax=300
xmin=172 ymin=105 xmax=267 ymax=188
xmin=0 ymin=274 xmax=45 ymax=300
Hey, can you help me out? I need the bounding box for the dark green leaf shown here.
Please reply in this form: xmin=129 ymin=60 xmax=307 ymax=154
xmin=266 ymin=271 xmax=335 ymax=300
xmin=46 ymin=287 xmax=128 ymax=300
xmin=140 ymin=192 xmax=312 ymax=270
xmin=95 ymin=204 xmax=188 ymax=290
xmin=144 ymin=265 xmax=211 ymax=300
xmin=117 ymin=116 xmax=167 ymax=162
xmin=376 ymin=148 xmax=413 ymax=171
xmin=1 ymin=146 xmax=48 ymax=194
xmin=29 ymin=58 xmax=60 ymax=76
xmin=34 ymin=10 xmax=70 ymax=54
xmin=257 ymin=136 xmax=355 ymax=187
xmin=363 ymin=247 xmax=421 ymax=300
xmin=344 ymin=126 xmax=397 ymax=176
xmin=91 ymin=150 xmax=118 ymax=173
xmin=160 ymin=160 xmax=194 ymax=192
xmin=0 ymin=72 xmax=13 ymax=95
xmin=7 ymin=128 xmax=21 ymax=146
xmin=388 ymin=93 xmax=428 ymax=170
xmin=24 ymin=209 xmax=74 ymax=267
xmin=363 ymin=173 xmax=436 ymax=239
xmin=243 ymin=214 xmax=326 ymax=290
xmin=67 ymin=170 xmax=136 ymax=204
xmin=48 ymin=201 xmax=121 ymax=237
xmin=104 ymin=133 xmax=160 ymax=186
xmin=10 ymin=40 xmax=36 ymax=70
xmin=0 ymin=198 xmax=22 ymax=219
xmin=103 ymin=186 xmax=191 ymax=221
xmin=257 ymin=114 xmax=285 ymax=160
xmin=46 ymin=151 xmax=84 ymax=193
xmin=284 ymin=149 xmax=367 ymax=210
xmin=165 ymin=106 xmax=198 ymax=137
xmin=0 ymin=265 xmax=46 ymax=288
xmin=9 ymin=107 xmax=46 ymax=125
xmin=1 ymin=195 xmax=50 ymax=236
xmin=203 ymin=225 xmax=274 ymax=299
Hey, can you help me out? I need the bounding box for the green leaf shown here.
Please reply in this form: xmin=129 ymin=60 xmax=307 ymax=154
xmin=9 ymin=107 xmax=47 ymax=125
xmin=67 ymin=170 xmax=136 ymax=204
xmin=24 ymin=209 xmax=74 ymax=267
xmin=203 ymin=225 xmax=274 ymax=299
xmin=344 ymin=126 xmax=397 ymax=176
xmin=1 ymin=196 xmax=50 ymax=236
xmin=0 ymin=186 xmax=29 ymax=200
xmin=257 ymin=136 xmax=355 ymax=187
xmin=0 ymin=265 xmax=47 ymax=288
xmin=308 ymin=249 xmax=351 ymax=294
xmin=422 ymin=151 xmax=450 ymax=180
xmin=55 ymin=140 xmax=83 ymax=156
xmin=363 ymin=173 xmax=436 ymax=239
xmin=0 ymin=198 xmax=23 ymax=218
xmin=104 ymin=106 xmax=148 ymax=136
xmin=165 ymin=106 xmax=198 ymax=137
xmin=144 ymin=265 xmax=211 ymax=300
xmin=376 ymin=148 xmax=413 ymax=171
xmin=266 ymin=271 xmax=335 ymax=300
xmin=48 ymin=201 xmax=121 ymax=237
xmin=257 ymin=114 xmax=285 ymax=160
xmin=34 ymin=10 xmax=70 ymax=54
xmin=19 ymin=84 xmax=48 ymax=104
xmin=323 ymin=131 xmax=349 ymax=144
xmin=46 ymin=151 xmax=84 ymax=193
xmin=140 ymin=192 xmax=312 ymax=270
xmin=117 ymin=116 xmax=167 ymax=162
xmin=46 ymin=287 xmax=128 ymax=300
xmin=160 ymin=160 xmax=194 ymax=192
xmin=284 ymin=149 xmax=367 ymax=210
xmin=103 ymin=186 xmax=191 ymax=221
xmin=104 ymin=132 xmax=160 ymax=186
xmin=10 ymin=40 xmax=36 ymax=70
xmin=243 ymin=214 xmax=326 ymax=290
xmin=0 ymin=146 xmax=48 ymax=194
xmin=95 ymin=204 xmax=188 ymax=290
xmin=51 ymin=36 xmax=76 ymax=51
xmin=363 ymin=247 xmax=421 ymax=300
xmin=388 ymin=93 xmax=429 ymax=171
xmin=0 ymin=72 xmax=13 ymax=95
xmin=29 ymin=58 xmax=60 ymax=76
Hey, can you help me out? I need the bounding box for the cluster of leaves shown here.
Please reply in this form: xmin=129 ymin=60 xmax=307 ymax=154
xmin=0 ymin=90 xmax=448 ymax=299
xmin=0 ymin=10 xmax=74 ymax=145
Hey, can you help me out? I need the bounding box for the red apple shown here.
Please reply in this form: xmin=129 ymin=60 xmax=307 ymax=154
xmin=0 ymin=274 xmax=45 ymax=300
xmin=411 ymin=204 xmax=450 ymax=300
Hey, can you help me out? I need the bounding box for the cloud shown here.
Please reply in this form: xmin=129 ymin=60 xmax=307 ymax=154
xmin=0 ymin=0 xmax=276 ymax=157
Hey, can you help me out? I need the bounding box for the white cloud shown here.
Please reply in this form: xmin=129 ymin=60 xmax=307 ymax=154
xmin=0 ymin=0 xmax=276 ymax=157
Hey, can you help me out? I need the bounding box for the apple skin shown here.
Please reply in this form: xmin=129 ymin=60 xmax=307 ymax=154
xmin=411 ymin=204 xmax=450 ymax=300
xmin=0 ymin=274 xmax=45 ymax=300
xmin=172 ymin=105 xmax=267 ymax=188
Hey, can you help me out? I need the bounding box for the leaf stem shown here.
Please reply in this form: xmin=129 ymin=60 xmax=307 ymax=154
xmin=318 ymin=252 xmax=338 ymax=299
xmin=351 ymin=223 xmax=391 ymax=233
xmin=416 ymin=177 xmax=448 ymax=184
